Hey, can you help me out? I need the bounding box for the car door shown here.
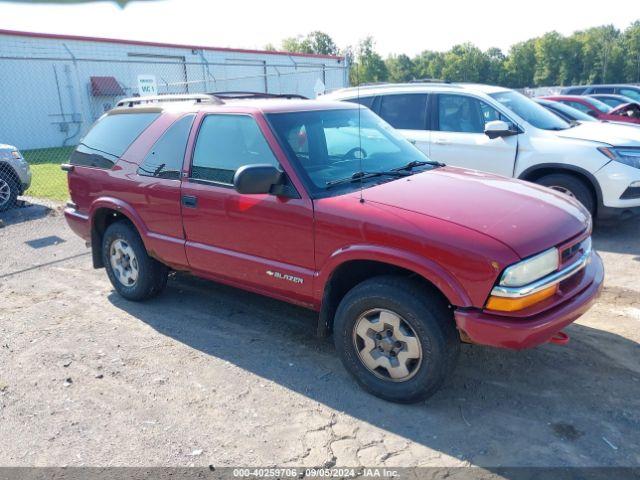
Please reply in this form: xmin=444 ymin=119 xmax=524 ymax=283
xmin=180 ymin=113 xmax=316 ymax=306
xmin=374 ymin=93 xmax=431 ymax=155
xmin=429 ymin=93 xmax=517 ymax=177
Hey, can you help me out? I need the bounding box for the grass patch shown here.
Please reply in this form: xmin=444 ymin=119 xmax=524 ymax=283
xmin=22 ymin=146 xmax=75 ymax=201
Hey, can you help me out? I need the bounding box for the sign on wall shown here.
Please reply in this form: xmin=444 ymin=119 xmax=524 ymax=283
xmin=137 ymin=75 xmax=158 ymax=97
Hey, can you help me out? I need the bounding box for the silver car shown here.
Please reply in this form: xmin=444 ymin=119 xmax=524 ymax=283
xmin=0 ymin=143 xmax=31 ymax=211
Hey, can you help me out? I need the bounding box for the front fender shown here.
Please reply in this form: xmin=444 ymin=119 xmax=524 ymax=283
xmin=315 ymin=244 xmax=473 ymax=308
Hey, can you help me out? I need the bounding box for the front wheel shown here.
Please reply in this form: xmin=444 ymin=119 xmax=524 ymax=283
xmin=102 ymin=221 xmax=168 ymax=301
xmin=0 ymin=170 xmax=19 ymax=212
xmin=535 ymin=173 xmax=595 ymax=216
xmin=333 ymin=276 xmax=460 ymax=403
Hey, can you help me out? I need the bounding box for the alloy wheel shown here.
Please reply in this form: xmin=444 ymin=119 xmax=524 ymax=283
xmin=549 ymin=185 xmax=576 ymax=198
xmin=352 ymin=308 xmax=422 ymax=382
xmin=109 ymin=239 xmax=139 ymax=287
xmin=0 ymin=178 xmax=11 ymax=207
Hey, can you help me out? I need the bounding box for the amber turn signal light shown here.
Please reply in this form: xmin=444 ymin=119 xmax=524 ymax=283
xmin=485 ymin=285 xmax=557 ymax=312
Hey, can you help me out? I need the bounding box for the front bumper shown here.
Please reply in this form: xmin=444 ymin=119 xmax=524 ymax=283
xmin=595 ymin=161 xmax=640 ymax=219
xmin=454 ymin=250 xmax=604 ymax=350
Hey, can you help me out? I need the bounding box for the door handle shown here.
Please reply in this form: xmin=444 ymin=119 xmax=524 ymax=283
xmin=182 ymin=195 xmax=197 ymax=208
xmin=434 ymin=138 xmax=450 ymax=145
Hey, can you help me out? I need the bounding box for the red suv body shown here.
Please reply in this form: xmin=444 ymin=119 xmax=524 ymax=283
xmin=63 ymin=94 xmax=603 ymax=402
xmin=542 ymin=95 xmax=640 ymax=125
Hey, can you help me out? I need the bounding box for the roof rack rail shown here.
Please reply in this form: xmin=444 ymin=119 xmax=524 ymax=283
xmin=116 ymin=93 xmax=223 ymax=108
xmin=209 ymin=91 xmax=308 ymax=100
xmin=409 ymin=78 xmax=450 ymax=83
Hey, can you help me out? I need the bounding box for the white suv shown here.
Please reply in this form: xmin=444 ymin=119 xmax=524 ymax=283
xmin=323 ymin=83 xmax=640 ymax=220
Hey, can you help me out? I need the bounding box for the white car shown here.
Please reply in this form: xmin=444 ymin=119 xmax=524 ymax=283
xmin=323 ymin=83 xmax=640 ymax=220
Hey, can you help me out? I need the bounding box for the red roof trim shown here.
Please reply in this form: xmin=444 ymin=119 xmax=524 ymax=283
xmin=0 ymin=29 xmax=344 ymax=61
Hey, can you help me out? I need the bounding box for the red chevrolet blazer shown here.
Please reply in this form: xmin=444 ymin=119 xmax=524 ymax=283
xmin=63 ymin=93 xmax=604 ymax=403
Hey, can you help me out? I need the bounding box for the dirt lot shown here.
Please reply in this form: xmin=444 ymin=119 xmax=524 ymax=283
xmin=0 ymin=200 xmax=638 ymax=469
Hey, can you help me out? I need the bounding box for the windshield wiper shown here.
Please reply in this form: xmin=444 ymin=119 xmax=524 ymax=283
xmin=326 ymin=170 xmax=410 ymax=188
xmin=393 ymin=159 xmax=444 ymax=170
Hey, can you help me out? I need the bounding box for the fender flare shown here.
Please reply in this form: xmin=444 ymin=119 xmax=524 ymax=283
xmin=315 ymin=244 xmax=473 ymax=308
xmin=88 ymin=197 xmax=151 ymax=267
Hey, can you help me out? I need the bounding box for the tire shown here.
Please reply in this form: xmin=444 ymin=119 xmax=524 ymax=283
xmin=102 ymin=220 xmax=168 ymax=301
xmin=333 ymin=275 xmax=460 ymax=403
xmin=0 ymin=170 xmax=19 ymax=212
xmin=535 ymin=173 xmax=595 ymax=216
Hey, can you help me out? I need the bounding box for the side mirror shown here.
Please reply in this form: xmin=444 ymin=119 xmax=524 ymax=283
xmin=484 ymin=120 xmax=517 ymax=139
xmin=233 ymin=164 xmax=283 ymax=195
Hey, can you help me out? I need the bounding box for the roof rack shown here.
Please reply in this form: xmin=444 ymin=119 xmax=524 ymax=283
xmin=208 ymin=91 xmax=308 ymax=100
xmin=409 ymin=78 xmax=450 ymax=83
xmin=116 ymin=93 xmax=223 ymax=108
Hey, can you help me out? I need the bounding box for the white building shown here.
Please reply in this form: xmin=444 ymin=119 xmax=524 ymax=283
xmin=0 ymin=29 xmax=348 ymax=150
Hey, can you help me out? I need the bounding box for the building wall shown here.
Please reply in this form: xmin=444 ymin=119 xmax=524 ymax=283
xmin=0 ymin=31 xmax=348 ymax=150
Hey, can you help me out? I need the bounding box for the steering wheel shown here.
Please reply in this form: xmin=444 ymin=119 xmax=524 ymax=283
xmin=341 ymin=147 xmax=367 ymax=161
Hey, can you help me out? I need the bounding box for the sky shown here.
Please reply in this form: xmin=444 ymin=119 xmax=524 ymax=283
xmin=1 ymin=0 xmax=638 ymax=56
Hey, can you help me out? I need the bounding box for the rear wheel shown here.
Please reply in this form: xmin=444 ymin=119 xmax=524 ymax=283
xmin=102 ymin=221 xmax=168 ymax=301
xmin=0 ymin=170 xmax=19 ymax=212
xmin=333 ymin=276 xmax=460 ymax=403
xmin=535 ymin=173 xmax=595 ymax=216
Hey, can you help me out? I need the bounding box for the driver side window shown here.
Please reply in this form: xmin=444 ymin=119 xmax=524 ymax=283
xmin=191 ymin=114 xmax=279 ymax=185
xmin=437 ymin=95 xmax=505 ymax=133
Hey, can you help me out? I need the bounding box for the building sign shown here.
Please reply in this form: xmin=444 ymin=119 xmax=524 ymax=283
xmin=314 ymin=78 xmax=326 ymax=98
xmin=137 ymin=75 xmax=158 ymax=97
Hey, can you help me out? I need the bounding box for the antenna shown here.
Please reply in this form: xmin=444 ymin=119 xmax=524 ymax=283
xmin=357 ymin=63 xmax=364 ymax=204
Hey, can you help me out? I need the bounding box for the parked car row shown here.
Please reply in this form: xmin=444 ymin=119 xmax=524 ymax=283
xmin=62 ymin=90 xmax=605 ymax=403
xmin=323 ymin=83 xmax=640 ymax=220
xmin=541 ymin=94 xmax=640 ymax=125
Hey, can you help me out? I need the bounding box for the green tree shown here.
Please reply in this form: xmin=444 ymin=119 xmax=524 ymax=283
xmin=580 ymin=25 xmax=622 ymax=83
xmin=303 ymin=31 xmax=339 ymax=56
xmin=350 ymin=37 xmax=388 ymax=85
xmin=623 ymin=21 xmax=640 ymax=82
xmin=534 ymin=31 xmax=565 ymax=86
xmin=485 ymin=47 xmax=506 ymax=85
xmin=440 ymin=43 xmax=489 ymax=82
xmin=412 ymin=50 xmax=445 ymax=80
xmin=281 ymin=31 xmax=338 ymax=56
xmin=386 ymin=54 xmax=415 ymax=82
xmin=503 ymin=40 xmax=536 ymax=87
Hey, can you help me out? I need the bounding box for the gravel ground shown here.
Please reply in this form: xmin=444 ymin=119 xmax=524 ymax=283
xmin=0 ymin=200 xmax=638 ymax=469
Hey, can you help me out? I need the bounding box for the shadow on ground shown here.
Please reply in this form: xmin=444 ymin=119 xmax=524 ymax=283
xmin=593 ymin=216 xmax=640 ymax=257
xmin=108 ymin=272 xmax=640 ymax=469
xmin=0 ymin=200 xmax=53 ymax=227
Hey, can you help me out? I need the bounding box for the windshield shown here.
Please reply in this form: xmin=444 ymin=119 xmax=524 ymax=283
xmin=267 ymin=108 xmax=436 ymax=197
xmin=490 ymin=90 xmax=571 ymax=130
xmin=542 ymin=100 xmax=596 ymax=122
xmin=594 ymin=96 xmax=627 ymax=108
xmin=587 ymin=97 xmax=613 ymax=113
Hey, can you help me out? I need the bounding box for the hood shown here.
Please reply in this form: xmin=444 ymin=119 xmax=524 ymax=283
xmin=0 ymin=144 xmax=17 ymax=151
xmin=360 ymin=167 xmax=589 ymax=259
xmin=553 ymin=122 xmax=640 ymax=146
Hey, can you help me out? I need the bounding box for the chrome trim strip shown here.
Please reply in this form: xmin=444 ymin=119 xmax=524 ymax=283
xmin=491 ymin=246 xmax=592 ymax=298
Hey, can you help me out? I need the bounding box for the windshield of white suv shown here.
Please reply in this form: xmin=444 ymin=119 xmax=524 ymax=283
xmin=267 ymin=108 xmax=439 ymax=197
xmin=490 ymin=91 xmax=571 ymax=130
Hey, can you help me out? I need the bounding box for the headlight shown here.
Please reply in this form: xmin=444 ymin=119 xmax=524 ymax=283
xmin=11 ymin=150 xmax=22 ymax=160
xmin=499 ymin=247 xmax=559 ymax=287
xmin=598 ymin=147 xmax=640 ymax=169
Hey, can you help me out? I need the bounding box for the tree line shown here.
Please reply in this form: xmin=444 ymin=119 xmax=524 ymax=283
xmin=267 ymin=21 xmax=640 ymax=88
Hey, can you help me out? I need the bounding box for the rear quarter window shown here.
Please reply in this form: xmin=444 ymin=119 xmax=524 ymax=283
xmin=71 ymin=112 xmax=160 ymax=168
